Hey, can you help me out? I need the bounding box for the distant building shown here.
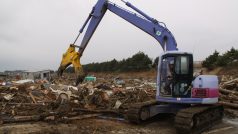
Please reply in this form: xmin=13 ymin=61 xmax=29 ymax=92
xmin=4 ymin=70 xmax=25 ymax=77
xmin=4 ymin=70 xmax=54 ymax=81
xmin=21 ymin=70 xmax=54 ymax=81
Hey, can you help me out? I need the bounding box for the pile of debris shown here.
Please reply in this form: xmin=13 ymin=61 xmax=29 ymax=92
xmin=0 ymin=80 xmax=72 ymax=124
xmin=0 ymin=77 xmax=156 ymax=124
xmin=219 ymin=75 xmax=238 ymax=117
xmin=76 ymin=80 xmax=156 ymax=111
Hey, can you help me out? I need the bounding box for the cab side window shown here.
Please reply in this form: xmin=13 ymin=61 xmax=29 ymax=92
xmin=175 ymin=56 xmax=189 ymax=75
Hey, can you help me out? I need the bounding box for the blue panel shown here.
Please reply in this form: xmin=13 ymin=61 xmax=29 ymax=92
xmin=156 ymin=96 xmax=203 ymax=104
xmin=107 ymin=3 xmax=178 ymax=51
xmin=79 ymin=0 xmax=107 ymax=54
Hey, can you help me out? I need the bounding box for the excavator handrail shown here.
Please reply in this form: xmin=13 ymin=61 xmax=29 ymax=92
xmin=107 ymin=1 xmax=148 ymax=21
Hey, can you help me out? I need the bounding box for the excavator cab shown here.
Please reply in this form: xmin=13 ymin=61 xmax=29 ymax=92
xmin=158 ymin=51 xmax=193 ymax=98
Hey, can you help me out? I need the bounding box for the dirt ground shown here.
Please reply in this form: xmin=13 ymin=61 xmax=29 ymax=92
xmin=0 ymin=115 xmax=238 ymax=134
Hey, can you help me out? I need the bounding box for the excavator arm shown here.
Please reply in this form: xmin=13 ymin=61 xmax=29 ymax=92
xmin=58 ymin=0 xmax=178 ymax=85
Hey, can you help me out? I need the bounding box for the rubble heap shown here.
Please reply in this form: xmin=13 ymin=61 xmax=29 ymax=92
xmin=0 ymin=78 xmax=156 ymax=124
xmin=219 ymin=75 xmax=238 ymax=117
xmin=77 ymin=81 xmax=156 ymax=110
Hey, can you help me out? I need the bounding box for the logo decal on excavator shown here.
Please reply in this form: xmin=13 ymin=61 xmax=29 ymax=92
xmin=156 ymin=31 xmax=161 ymax=36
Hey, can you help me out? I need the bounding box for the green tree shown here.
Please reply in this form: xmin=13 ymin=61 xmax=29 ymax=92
xmin=202 ymin=47 xmax=238 ymax=69
xmin=216 ymin=47 xmax=238 ymax=66
xmin=83 ymin=52 xmax=153 ymax=72
xmin=126 ymin=52 xmax=152 ymax=71
xmin=202 ymin=50 xmax=219 ymax=69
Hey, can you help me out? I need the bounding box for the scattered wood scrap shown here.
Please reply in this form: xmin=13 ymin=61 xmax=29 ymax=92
xmin=219 ymin=76 xmax=238 ymax=117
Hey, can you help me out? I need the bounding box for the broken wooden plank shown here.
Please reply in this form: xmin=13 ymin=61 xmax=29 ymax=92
xmin=1 ymin=115 xmax=41 ymax=124
xmin=223 ymin=78 xmax=238 ymax=85
xmin=219 ymin=94 xmax=238 ymax=101
xmin=0 ymin=102 xmax=46 ymax=106
xmin=29 ymin=92 xmax=37 ymax=103
xmin=72 ymin=108 xmax=121 ymax=115
xmin=219 ymin=88 xmax=238 ymax=96
xmin=219 ymin=101 xmax=238 ymax=109
xmin=65 ymin=114 xmax=102 ymax=120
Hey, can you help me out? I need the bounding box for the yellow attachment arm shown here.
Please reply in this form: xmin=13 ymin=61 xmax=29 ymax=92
xmin=58 ymin=44 xmax=86 ymax=85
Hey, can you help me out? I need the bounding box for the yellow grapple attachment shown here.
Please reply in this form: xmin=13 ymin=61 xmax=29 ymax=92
xmin=58 ymin=44 xmax=86 ymax=85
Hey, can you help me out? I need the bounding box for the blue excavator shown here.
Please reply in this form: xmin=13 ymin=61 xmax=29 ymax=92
xmin=58 ymin=0 xmax=223 ymax=133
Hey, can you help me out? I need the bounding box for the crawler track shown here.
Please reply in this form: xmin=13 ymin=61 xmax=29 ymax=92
xmin=126 ymin=102 xmax=223 ymax=134
xmin=175 ymin=104 xmax=224 ymax=134
xmin=126 ymin=100 xmax=158 ymax=124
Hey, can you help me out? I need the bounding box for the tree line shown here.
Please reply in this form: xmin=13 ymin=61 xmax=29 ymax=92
xmin=65 ymin=52 xmax=158 ymax=73
xmin=83 ymin=52 xmax=157 ymax=72
xmin=202 ymin=47 xmax=238 ymax=70
xmin=65 ymin=48 xmax=238 ymax=73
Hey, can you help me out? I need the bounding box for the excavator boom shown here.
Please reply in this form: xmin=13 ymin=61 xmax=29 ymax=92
xmin=58 ymin=0 xmax=178 ymax=84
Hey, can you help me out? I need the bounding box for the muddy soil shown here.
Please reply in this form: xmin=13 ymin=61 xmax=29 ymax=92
xmin=0 ymin=115 xmax=237 ymax=134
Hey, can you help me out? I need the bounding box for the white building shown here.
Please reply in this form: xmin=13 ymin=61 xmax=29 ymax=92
xmin=21 ymin=70 xmax=53 ymax=80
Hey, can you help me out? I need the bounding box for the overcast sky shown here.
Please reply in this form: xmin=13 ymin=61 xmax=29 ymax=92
xmin=0 ymin=0 xmax=237 ymax=72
